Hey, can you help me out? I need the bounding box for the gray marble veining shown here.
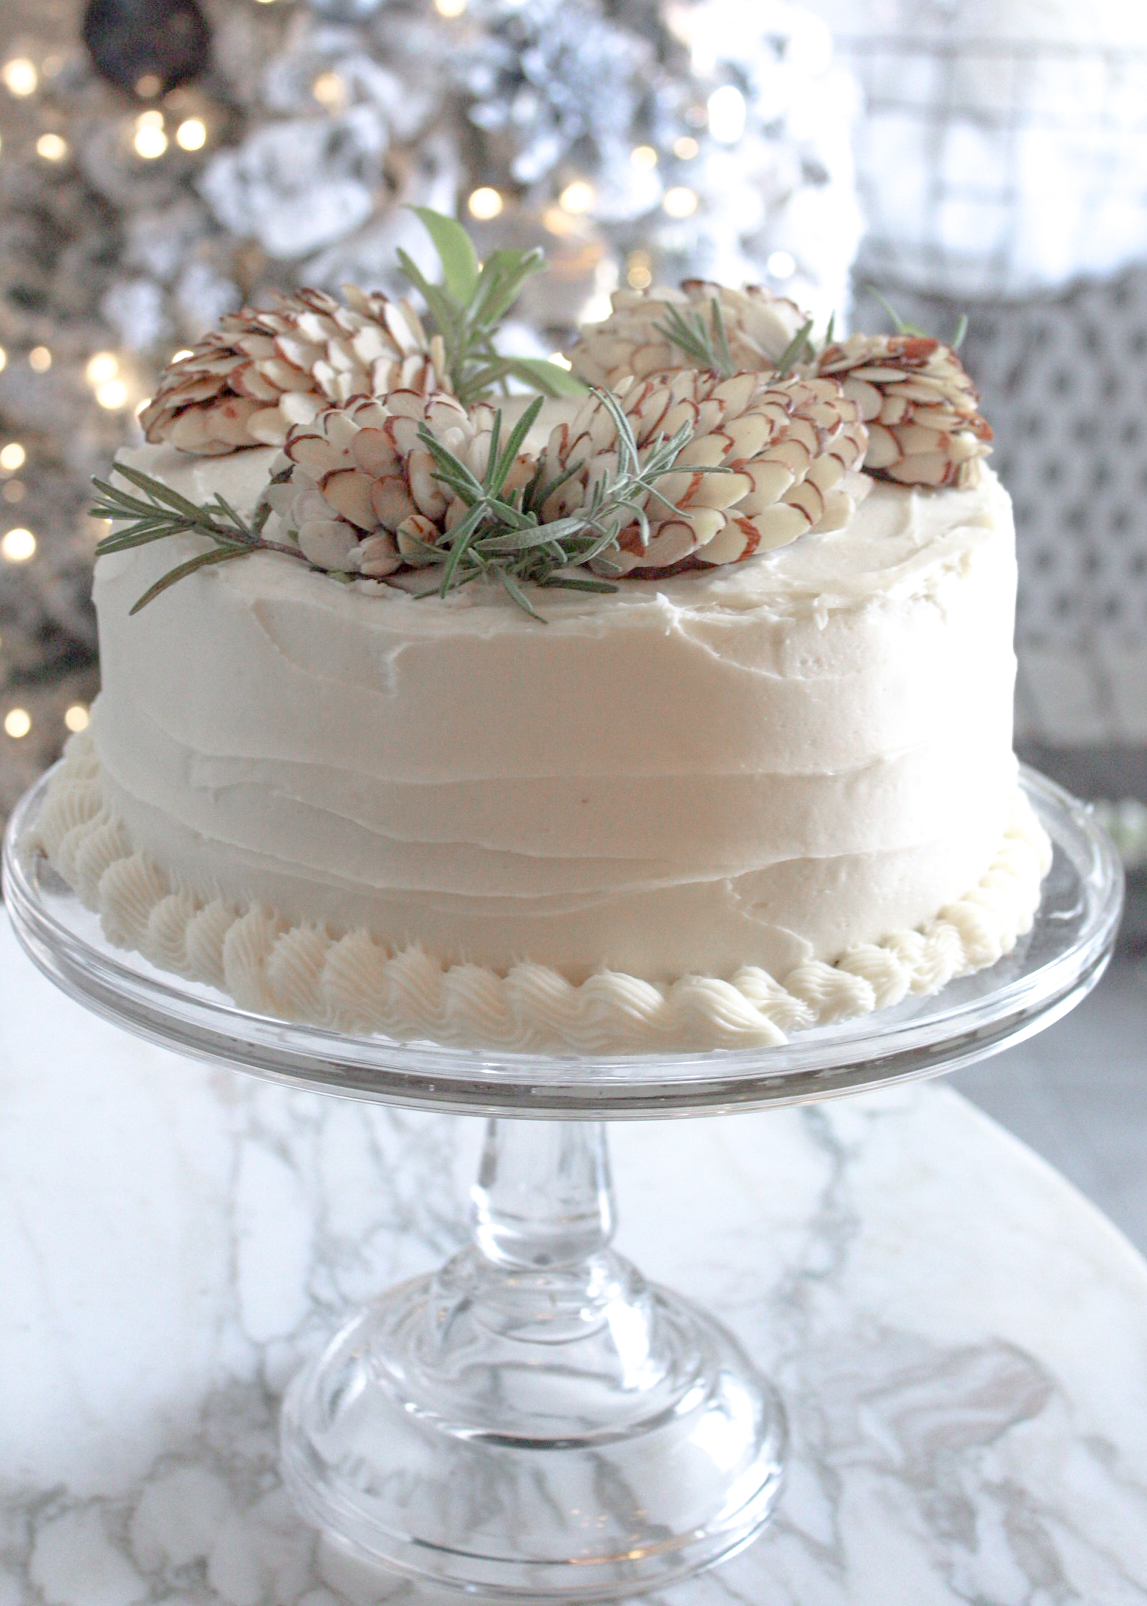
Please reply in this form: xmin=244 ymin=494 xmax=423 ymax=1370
xmin=2 ymin=917 xmax=1147 ymax=1605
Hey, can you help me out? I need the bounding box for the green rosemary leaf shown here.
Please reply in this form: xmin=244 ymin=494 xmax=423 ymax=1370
xmin=109 ymin=462 xmax=219 ymax=523
xmin=464 ymin=257 xmax=510 ymax=329
xmin=518 ymin=515 xmax=593 ymax=547
xmin=634 ymin=483 xmax=678 ymax=521
xmin=408 ymin=206 xmax=480 ymax=302
xmin=481 ymin=408 xmax=502 ymax=494
xmin=596 ymin=389 xmax=639 ymax=478
xmin=128 ymin=546 xmax=248 ymax=615
xmin=491 ymin=395 xmax=544 ymax=491
xmin=709 ymin=297 xmax=735 ymax=377
xmin=469 ymin=249 xmax=546 ymax=329
xmin=774 ymin=317 xmax=815 ymax=379
xmin=865 ymin=285 xmax=968 ymax=349
xmin=92 ymin=505 xmax=186 ymax=532
xmin=581 ymin=479 xmax=607 ymax=518
xmin=500 ymin=357 xmax=587 ymax=398
xmin=437 ymin=502 xmax=487 ymax=597
xmin=526 ymin=457 xmax=585 ymax=515
xmin=411 ymin=569 xmax=481 ymax=599
xmin=93 ymin=516 xmax=164 ymax=538
xmin=537 ymin=574 xmax=620 ymax=594
xmin=90 ymin=480 xmax=175 ymax=519
xmin=416 ymin=427 xmax=486 ymax=504
xmin=867 ymin=285 xmax=906 ymax=333
xmin=394 ymin=247 xmax=433 ymax=298
xmin=453 ymin=360 xmax=510 ymax=409
xmin=96 ymin=524 xmax=207 ymax=554
xmin=823 ymin=310 xmax=836 ymax=348
xmin=654 ymin=306 xmax=710 ymax=368
xmin=250 ymin=481 xmax=283 ymax=539
xmin=209 ymin=493 xmax=253 ymax=539
xmin=98 ymin=505 xmax=181 ymax=529
xmin=90 ymin=504 xmax=153 ymax=529
xmin=475 ymin=525 xmax=566 ymax=555
xmin=495 ymin=564 xmax=546 ymax=622
xmin=865 ymin=287 xmax=928 ymax=340
xmin=427 ymin=463 xmax=484 ymax=509
xmin=485 ymin=498 xmax=535 ymax=529
xmin=395 ymin=249 xmax=462 ymax=350
xmin=652 ymin=301 xmax=737 ymax=377
xmin=583 ymin=525 xmax=628 ymax=563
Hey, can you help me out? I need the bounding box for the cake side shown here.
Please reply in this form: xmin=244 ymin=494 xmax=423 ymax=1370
xmin=36 ymin=730 xmax=1051 ymax=1052
xmin=87 ymin=442 xmax=1020 ymax=986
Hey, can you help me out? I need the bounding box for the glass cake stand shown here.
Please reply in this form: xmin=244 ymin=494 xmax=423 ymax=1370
xmin=2 ymin=767 xmax=1123 ymax=1601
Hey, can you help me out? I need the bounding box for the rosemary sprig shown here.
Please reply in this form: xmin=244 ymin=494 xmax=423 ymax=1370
xmin=90 ymin=462 xmax=304 ymax=614
xmin=91 ymin=396 xmax=727 ymax=621
xmin=403 ymin=388 xmax=731 ymax=619
xmin=655 ymin=294 xmax=817 ymax=381
xmin=397 ymin=208 xmax=587 ymax=408
xmin=404 ymin=385 xmax=732 ymax=616
xmin=653 ymin=296 xmax=737 ymax=377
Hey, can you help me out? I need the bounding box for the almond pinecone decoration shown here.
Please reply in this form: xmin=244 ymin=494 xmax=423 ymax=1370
xmin=139 ymin=289 xmax=447 ymax=457
xmin=816 ymin=335 xmax=992 ymax=489
xmin=536 ymin=369 xmax=868 ymax=572
xmin=565 ymin=282 xmax=809 ymax=391
xmin=264 ymin=390 xmax=514 ymax=577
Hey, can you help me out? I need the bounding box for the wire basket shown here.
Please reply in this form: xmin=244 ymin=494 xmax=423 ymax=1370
xmin=840 ymin=36 xmax=1147 ymax=301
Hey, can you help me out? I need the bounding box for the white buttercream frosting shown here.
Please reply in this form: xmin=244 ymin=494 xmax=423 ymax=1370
xmin=38 ymin=732 xmax=1050 ymax=1052
xmin=61 ymin=432 xmax=1048 ymax=1050
xmin=89 ymin=443 xmax=1023 ymax=977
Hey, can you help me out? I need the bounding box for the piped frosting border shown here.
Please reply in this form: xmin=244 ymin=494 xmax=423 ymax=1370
xmin=35 ymin=731 xmax=1052 ymax=1055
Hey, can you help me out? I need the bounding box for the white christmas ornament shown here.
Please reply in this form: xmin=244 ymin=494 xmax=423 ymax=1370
xmin=664 ymin=0 xmax=862 ymax=326
xmin=198 ymin=108 xmax=386 ymax=260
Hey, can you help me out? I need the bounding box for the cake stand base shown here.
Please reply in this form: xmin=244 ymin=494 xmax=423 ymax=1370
xmin=5 ymin=768 xmax=1123 ymax=1603
xmin=280 ymin=1119 xmax=786 ymax=1599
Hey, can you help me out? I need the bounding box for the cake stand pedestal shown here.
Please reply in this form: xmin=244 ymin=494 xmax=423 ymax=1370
xmin=2 ymin=767 xmax=1122 ymax=1602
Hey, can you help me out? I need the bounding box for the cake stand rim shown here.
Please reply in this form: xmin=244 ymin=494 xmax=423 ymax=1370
xmin=2 ymin=764 xmax=1124 ymax=1120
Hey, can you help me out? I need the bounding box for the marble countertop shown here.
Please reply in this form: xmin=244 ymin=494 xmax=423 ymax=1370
xmin=3 ymin=914 xmax=1147 ymax=1605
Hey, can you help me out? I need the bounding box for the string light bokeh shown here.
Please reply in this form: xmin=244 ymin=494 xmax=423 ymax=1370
xmin=0 ymin=0 xmax=860 ymax=814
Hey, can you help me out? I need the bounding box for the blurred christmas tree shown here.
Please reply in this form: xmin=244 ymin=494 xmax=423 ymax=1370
xmin=0 ymin=0 xmax=860 ymax=813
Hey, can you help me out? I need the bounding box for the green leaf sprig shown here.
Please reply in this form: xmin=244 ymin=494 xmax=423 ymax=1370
xmin=655 ymin=294 xmax=815 ymax=381
xmin=653 ymin=296 xmax=737 ymax=377
xmin=90 ymin=462 xmax=304 ymax=615
xmin=397 ymin=208 xmax=587 ymax=409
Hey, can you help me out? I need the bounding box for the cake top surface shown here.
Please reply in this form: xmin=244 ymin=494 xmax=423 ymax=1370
xmin=113 ymin=437 xmax=1009 ymax=632
xmin=95 ymin=210 xmax=993 ymax=623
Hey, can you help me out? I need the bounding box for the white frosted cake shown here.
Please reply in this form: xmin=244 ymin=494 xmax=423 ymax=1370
xmin=38 ymin=237 xmax=1049 ymax=1052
